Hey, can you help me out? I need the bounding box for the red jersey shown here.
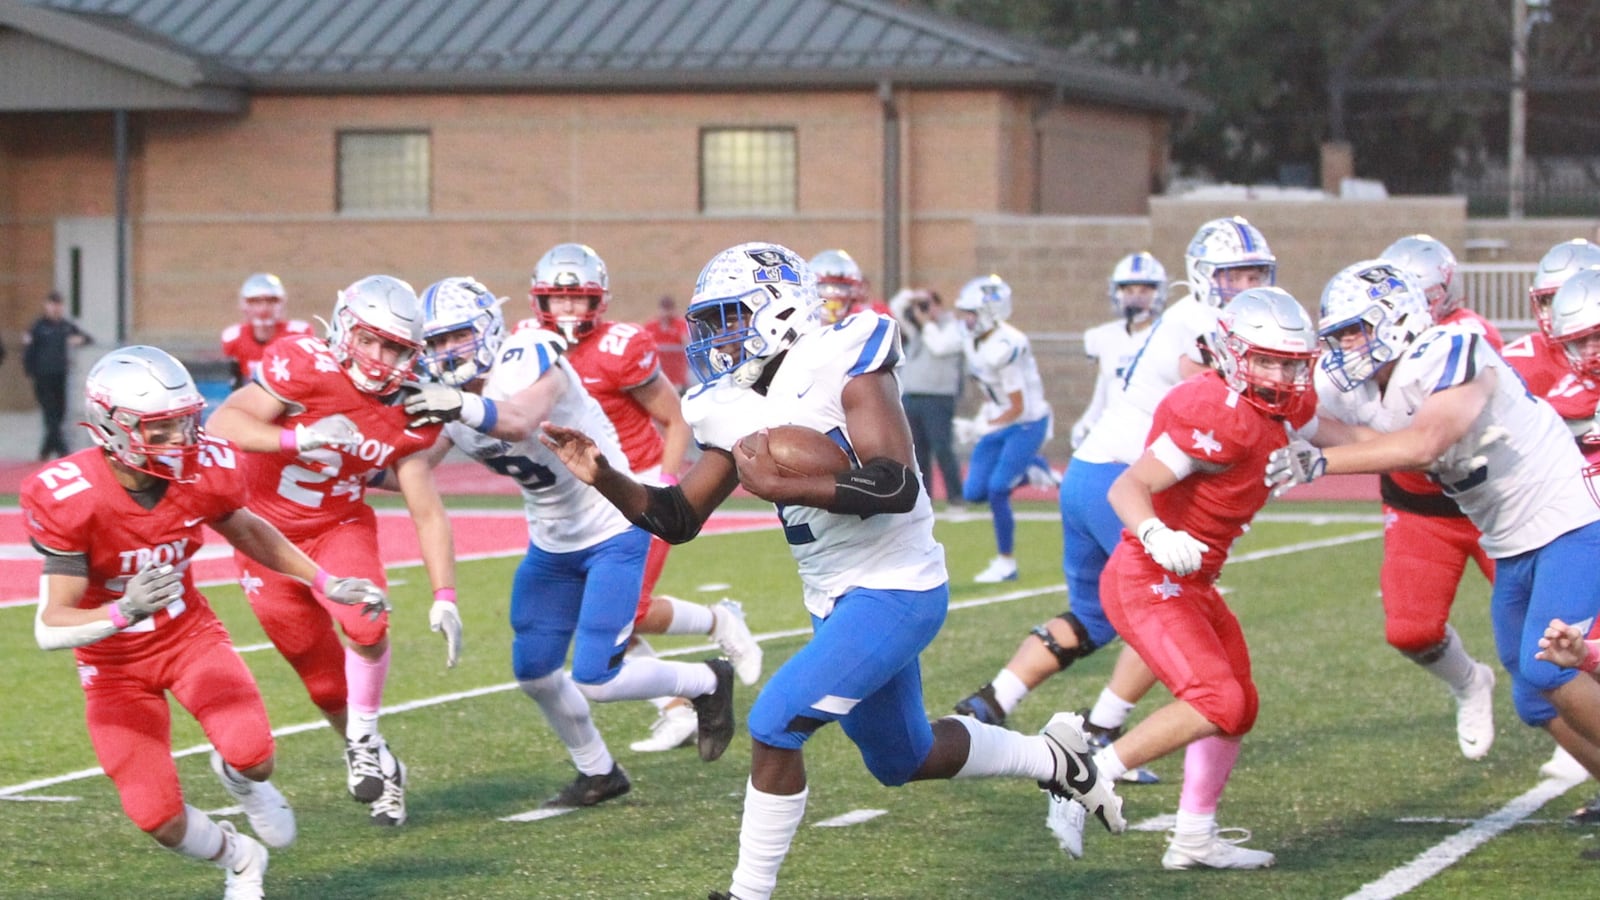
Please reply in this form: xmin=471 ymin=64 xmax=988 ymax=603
xmin=1133 ymin=371 xmax=1310 ymax=581
xmin=643 ymin=316 xmax=691 ymax=390
xmin=221 ymin=319 xmax=313 ymax=385
xmin=21 ymin=439 xmax=246 ymax=666
xmin=561 ymin=319 xmax=666 ymax=472
xmin=1503 ymin=329 xmax=1600 ymax=462
xmin=247 ymin=334 xmax=440 ymax=540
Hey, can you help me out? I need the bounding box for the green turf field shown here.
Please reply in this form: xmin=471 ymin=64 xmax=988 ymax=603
xmin=2 ymin=500 xmax=1594 ymax=899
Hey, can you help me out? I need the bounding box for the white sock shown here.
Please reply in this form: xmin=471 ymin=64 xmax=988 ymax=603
xmin=171 ymin=805 xmax=225 ymax=862
xmin=1416 ymin=625 xmax=1479 ymax=696
xmin=1088 ymin=687 xmax=1137 ymax=731
xmin=949 ymin=715 xmax=1053 ymax=780
xmin=345 ymin=709 xmax=380 ymax=743
xmin=991 ymin=669 xmax=1030 ymax=714
xmin=624 ymin=639 xmax=676 ymax=712
xmin=729 ymin=779 xmax=809 ymax=900
xmin=574 ymin=658 xmax=716 ymax=703
xmin=518 ymin=672 xmax=613 ymax=775
xmin=660 ymin=597 xmax=716 ymax=636
xmin=1092 ymin=745 xmax=1129 ymax=783
xmin=1173 ymin=808 xmax=1217 ymax=842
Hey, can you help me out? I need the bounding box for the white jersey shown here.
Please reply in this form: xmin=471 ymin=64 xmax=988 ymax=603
xmin=1074 ymin=293 xmax=1219 ymax=465
xmin=1316 ymin=323 xmax=1600 ymax=557
xmin=683 ymin=312 xmax=947 ymax=617
xmin=1072 ymin=318 xmax=1153 ymax=443
xmin=963 ymin=321 xmax=1051 ymax=427
xmin=445 ymin=328 xmax=635 ymax=553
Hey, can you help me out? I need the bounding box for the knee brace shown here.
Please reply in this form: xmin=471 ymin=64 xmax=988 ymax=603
xmin=1029 ymin=612 xmax=1096 ymax=672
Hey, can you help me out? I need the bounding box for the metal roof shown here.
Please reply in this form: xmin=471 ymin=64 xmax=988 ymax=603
xmin=9 ymin=0 xmax=1202 ymax=113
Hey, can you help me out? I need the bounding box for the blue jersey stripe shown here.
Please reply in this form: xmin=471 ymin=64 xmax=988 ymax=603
xmin=534 ymin=342 xmax=554 ymax=374
xmin=848 ymin=316 xmax=898 ymax=376
xmin=1433 ymin=333 xmax=1473 ymax=393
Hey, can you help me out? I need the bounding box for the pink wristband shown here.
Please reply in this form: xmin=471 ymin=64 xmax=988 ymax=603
xmin=279 ymin=429 xmax=299 ymax=455
xmin=661 ymin=472 xmax=679 ymax=487
xmin=313 ymin=569 xmax=331 ymax=593
xmin=106 ymin=602 xmax=130 ymax=630
xmin=434 ymin=587 xmax=457 ymax=604
xmin=1582 ymin=640 xmax=1600 ymax=674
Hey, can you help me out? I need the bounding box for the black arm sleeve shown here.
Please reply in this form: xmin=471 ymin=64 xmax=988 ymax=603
xmin=831 ymin=456 xmax=920 ymax=517
xmin=630 ymin=483 xmax=704 ymax=545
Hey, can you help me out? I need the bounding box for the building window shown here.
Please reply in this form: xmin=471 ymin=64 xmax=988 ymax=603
xmin=700 ymin=128 xmax=796 ymax=215
xmin=337 ymin=131 xmax=430 ymax=215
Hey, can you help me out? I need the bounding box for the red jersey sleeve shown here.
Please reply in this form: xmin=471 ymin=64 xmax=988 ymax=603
xmin=1149 ymin=374 xmax=1258 ymax=469
xmin=255 ymin=334 xmax=344 ymax=413
xmin=21 ymin=457 xmax=98 ymax=555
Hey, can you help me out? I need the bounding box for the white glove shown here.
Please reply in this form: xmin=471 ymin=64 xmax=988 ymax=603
xmin=320 ymin=576 xmax=390 ymax=621
xmin=1264 ymin=438 xmax=1326 ymax=498
xmin=1136 ymin=517 xmax=1208 ymax=576
xmin=402 ymin=382 xmax=466 ymax=426
xmin=1442 ymin=424 xmax=1511 ymax=469
xmin=294 ymin=415 xmax=364 ymax=453
xmin=430 ymin=600 xmax=463 ymax=668
xmin=116 ymin=564 xmax=184 ymax=624
xmin=953 ymin=417 xmax=987 ymax=446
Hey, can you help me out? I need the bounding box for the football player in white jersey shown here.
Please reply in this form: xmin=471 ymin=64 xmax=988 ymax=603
xmin=1270 ymin=259 xmax=1600 ymax=783
xmin=399 ymin=276 xmax=737 ymax=809
xmin=952 ymin=274 xmax=1054 ymax=583
xmin=542 ymin=242 xmax=1125 ymax=899
xmin=953 ymin=220 xmax=1273 ymax=787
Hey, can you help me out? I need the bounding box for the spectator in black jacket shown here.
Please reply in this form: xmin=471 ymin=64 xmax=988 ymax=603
xmin=23 ymin=291 xmax=92 ymax=460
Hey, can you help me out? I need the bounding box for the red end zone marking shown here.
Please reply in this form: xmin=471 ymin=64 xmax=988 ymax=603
xmin=0 ymin=508 xmax=778 ymax=608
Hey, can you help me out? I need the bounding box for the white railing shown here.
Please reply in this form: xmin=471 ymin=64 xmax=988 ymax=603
xmin=1460 ymin=263 xmax=1538 ymax=333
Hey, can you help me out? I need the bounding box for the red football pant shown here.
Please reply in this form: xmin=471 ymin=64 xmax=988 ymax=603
xmin=632 ymin=534 xmax=673 ymax=627
xmin=83 ymin=609 xmax=274 ymax=831
xmin=1380 ymin=507 xmax=1495 ymax=654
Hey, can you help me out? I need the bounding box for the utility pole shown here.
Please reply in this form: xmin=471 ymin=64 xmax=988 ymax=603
xmin=1509 ymin=0 xmax=1528 ymax=218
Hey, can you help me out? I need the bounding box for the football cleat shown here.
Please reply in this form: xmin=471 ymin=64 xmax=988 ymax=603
xmin=630 ymin=704 xmax=698 ymax=753
xmin=953 ymin=685 xmax=1006 ymax=727
xmin=218 ymin=820 xmax=268 ymax=900
xmin=1569 ymin=790 xmax=1600 ymax=826
xmin=543 ymin=764 xmax=632 ymax=809
xmin=974 ymin=556 xmax=1019 ymax=584
xmin=369 ymin=759 xmax=407 ymax=827
xmin=345 ymin=734 xmax=397 ymax=803
xmin=1046 ymin=793 xmax=1088 ymax=859
xmin=1543 ymin=745 xmax=1591 ymax=782
xmin=1080 ymin=712 xmax=1160 ymax=785
xmin=1023 ymin=457 xmax=1061 ymax=490
xmin=1455 ymin=662 xmax=1495 ymax=760
xmin=1039 ymin=712 xmax=1125 ymax=834
xmin=712 ymin=599 xmax=763 ymax=686
xmin=210 ymin=750 xmax=296 ymax=848
xmin=692 ymin=659 xmax=736 ymax=762
xmin=1161 ymin=826 xmax=1276 ymax=870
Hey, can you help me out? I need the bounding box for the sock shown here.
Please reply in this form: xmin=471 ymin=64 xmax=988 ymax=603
xmin=1088 ymin=687 xmax=1138 ymax=731
xmin=574 ymin=657 xmax=716 ymax=704
xmin=518 ymin=672 xmax=614 ymax=776
xmin=1413 ymin=625 xmax=1479 ymax=696
xmin=729 ymin=779 xmax=809 ymax=900
xmin=171 ymin=805 xmax=225 ymax=862
xmin=991 ymin=669 xmax=1030 ymax=714
xmin=1173 ymin=808 xmax=1218 ymax=843
xmin=949 ymin=715 xmax=1053 ymax=780
xmin=1178 ymin=735 xmax=1241 ymax=816
xmin=624 ymin=638 xmax=676 ymax=713
xmin=1092 ymin=745 xmax=1129 ymax=783
xmin=344 ymin=645 xmax=390 ymax=742
xmin=660 ymin=597 xmax=716 ymax=636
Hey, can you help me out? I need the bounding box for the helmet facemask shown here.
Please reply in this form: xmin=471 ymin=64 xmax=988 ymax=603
xmin=816 ymin=279 xmax=866 ymax=325
xmin=420 ymin=278 xmax=505 ymax=388
xmin=334 ymin=314 xmax=420 ymax=395
xmin=686 ymin=242 xmax=819 ymax=388
xmin=686 ymin=289 xmax=776 ymax=387
xmin=83 ymin=346 xmax=207 ymax=483
xmin=534 ymin=288 xmax=605 ymax=344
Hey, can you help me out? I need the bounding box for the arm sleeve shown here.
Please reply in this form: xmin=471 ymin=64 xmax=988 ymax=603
xmin=830 ymin=456 xmax=920 ymax=516
xmin=630 ymin=483 xmax=703 ymax=544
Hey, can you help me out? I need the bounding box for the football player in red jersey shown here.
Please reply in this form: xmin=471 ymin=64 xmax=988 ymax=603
xmin=1362 ymin=236 xmax=1501 ymax=762
xmin=644 ymin=294 xmax=692 ymax=392
xmin=207 ymin=274 xmax=460 ymax=828
xmin=220 ymin=273 xmax=312 ymax=389
xmin=1081 ymin=287 xmax=1318 ymax=870
xmin=530 ymin=243 xmax=763 ymax=753
xmin=809 ymin=249 xmax=891 ymax=324
xmin=23 ymin=346 xmax=386 ymax=900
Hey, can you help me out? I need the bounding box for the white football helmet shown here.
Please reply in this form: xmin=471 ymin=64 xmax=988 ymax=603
xmin=1380 ymin=234 xmax=1462 ymax=320
xmin=420 ymin=277 xmax=506 ymax=388
xmin=1184 ymin=216 xmax=1277 ymax=307
xmin=531 ymin=242 xmax=609 ymax=344
xmin=83 ymin=346 xmax=206 ymax=482
xmin=809 ymin=249 xmax=868 ymax=325
xmin=954 ymin=274 xmax=1012 ymax=335
xmin=1317 ymin=259 xmax=1433 ymax=392
xmin=1108 ymin=251 xmax=1168 ymax=321
xmin=327 ymin=274 xmax=424 ymax=395
xmin=1531 ymin=239 xmax=1600 ymax=336
xmin=239 ymin=272 xmax=286 ymax=328
xmin=1212 ymin=287 xmax=1318 ymax=415
xmin=1548 ymin=266 xmax=1600 ymax=378
xmin=686 ymin=241 xmax=820 ymax=388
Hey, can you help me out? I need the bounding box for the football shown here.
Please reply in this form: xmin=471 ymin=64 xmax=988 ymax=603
xmin=763 ymin=424 xmax=852 ymax=477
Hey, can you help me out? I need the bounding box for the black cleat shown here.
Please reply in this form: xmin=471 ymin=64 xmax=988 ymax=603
xmin=692 ymin=659 xmax=736 ymax=762
xmin=1569 ymin=790 xmax=1600 ymax=826
xmin=543 ymin=764 xmax=631 ymax=809
xmin=953 ymin=684 xmax=1006 ymax=726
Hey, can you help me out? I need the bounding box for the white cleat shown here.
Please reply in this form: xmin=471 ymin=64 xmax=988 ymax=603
xmin=712 ymin=599 xmax=763 ymax=686
xmin=1161 ymin=826 xmax=1276 ymax=870
xmin=1543 ymin=745 xmax=1591 ymax=782
xmin=1046 ymin=793 xmax=1087 ymax=859
xmin=973 ymin=556 xmax=1019 ymax=584
xmin=218 ymin=820 xmax=268 ymax=900
xmin=210 ymin=751 xmax=296 ymax=848
xmin=629 ymin=704 xmax=699 ymax=753
xmin=1039 ymin=712 xmax=1125 ymax=834
xmin=369 ymin=759 xmax=408 ymax=827
xmin=1455 ymin=662 xmax=1496 ymax=761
